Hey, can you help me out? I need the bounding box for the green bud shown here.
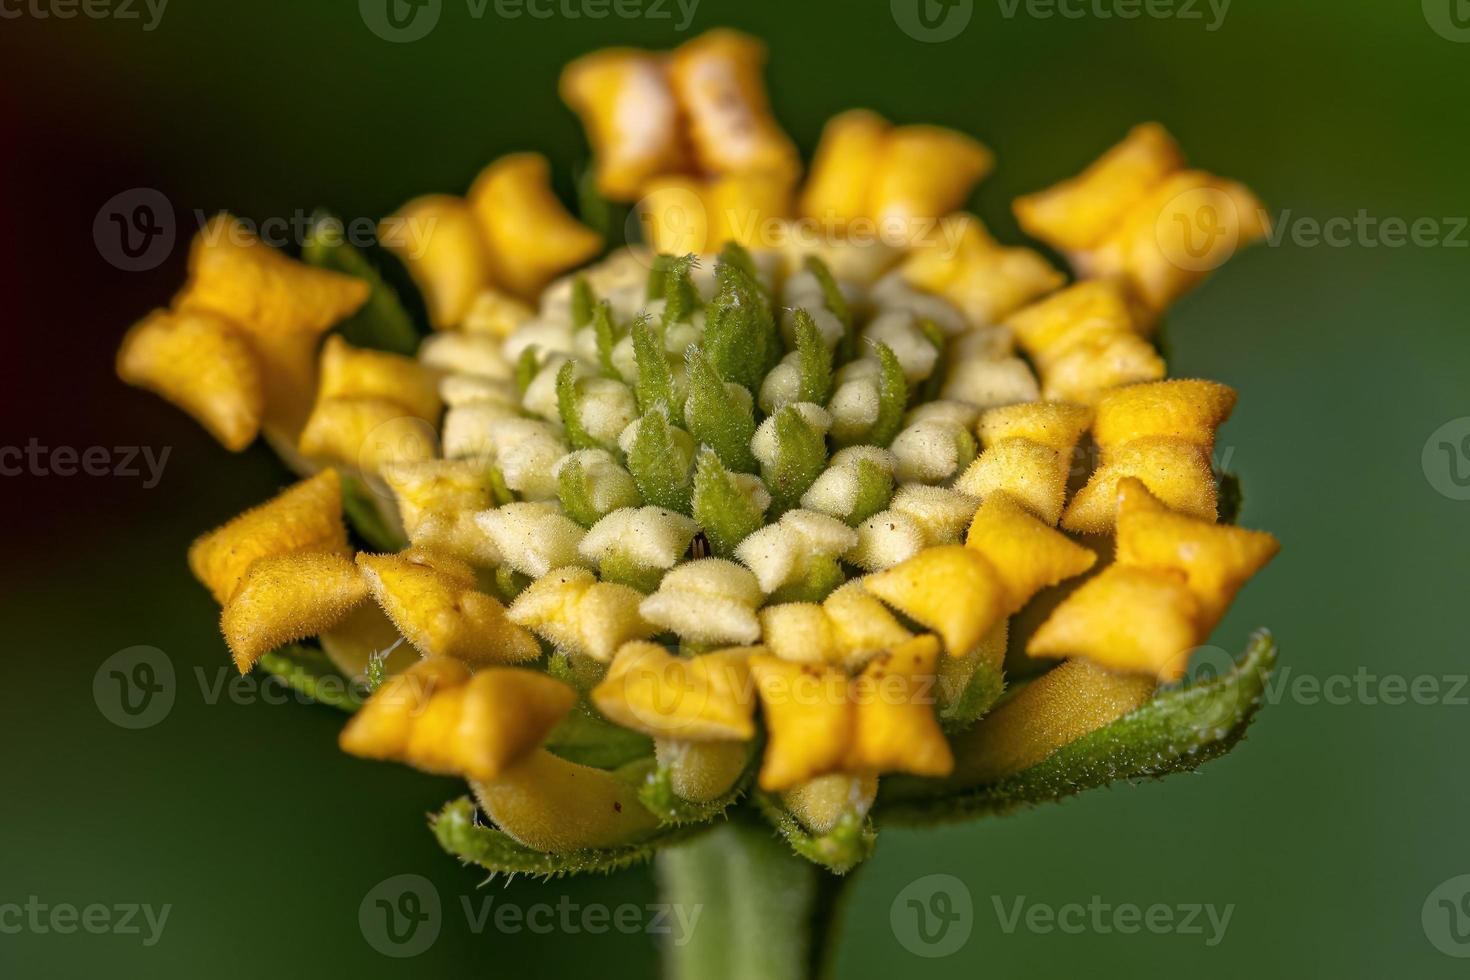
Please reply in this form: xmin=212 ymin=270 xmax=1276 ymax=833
xmin=705 ymin=258 xmax=779 ymax=391
xmin=793 ymin=309 xmax=834 ymax=406
xmin=628 ymin=411 xmax=692 ymax=514
xmin=515 ymin=345 xmax=540 ymax=396
xmin=804 ymin=255 xmax=854 ymax=362
xmin=646 ymin=253 xmax=673 ymax=301
xmin=692 ymin=447 xmax=766 ymax=558
xmin=685 ymin=348 xmax=759 ymax=474
xmin=570 ymin=275 xmax=596 ymax=330
xmin=848 ymin=457 xmax=895 ymax=525
xmin=556 ymin=361 xmax=602 ymax=451
xmin=632 ymin=315 xmax=681 ymax=424
xmin=763 ymin=405 xmax=829 ymax=515
xmin=870 ymin=342 xmax=908 ymax=447
xmin=592 ymin=300 xmax=623 ymax=380
xmin=662 ymin=253 xmax=702 ymax=328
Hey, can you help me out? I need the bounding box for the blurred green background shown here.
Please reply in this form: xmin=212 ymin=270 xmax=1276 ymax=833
xmin=4 ymin=0 xmax=1469 ymax=976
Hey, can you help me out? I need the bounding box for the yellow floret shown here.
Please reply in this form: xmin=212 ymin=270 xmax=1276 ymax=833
xmin=472 ymin=750 xmax=659 ymax=853
xmin=116 ymin=308 xmax=264 ymax=451
xmin=964 ymin=492 xmax=1098 ymax=611
xmin=508 ymin=567 xmax=656 ymax=662
xmin=1092 ymin=379 xmax=1237 ymax=450
xmin=592 ymin=642 xmax=758 ymax=741
xmin=468 ymin=153 xmax=603 ymax=298
xmin=357 ymin=551 xmax=540 ymax=666
xmin=188 ymin=469 xmax=348 ymax=604
xmin=316 ymin=335 xmax=441 ymax=423
xmin=559 ymin=48 xmax=687 ymax=201
xmin=861 ymin=545 xmax=1007 ymax=656
xmin=378 ymin=195 xmax=494 ymax=329
xmin=220 ymin=551 xmax=369 ymax=673
xmin=1062 ymin=436 xmax=1216 ymax=533
xmin=845 ymin=635 xmax=953 ymax=778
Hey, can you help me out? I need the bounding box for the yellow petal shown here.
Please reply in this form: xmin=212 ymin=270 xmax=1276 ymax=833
xmin=1004 ymin=280 xmax=1141 ymax=361
xmin=559 ymin=48 xmax=686 ymax=201
xmin=1038 ymin=328 xmax=1166 ymax=404
xmin=707 ymin=172 xmax=793 ymax=250
xmin=116 ymin=308 xmax=264 ymax=451
xmin=1062 ymin=436 xmax=1217 ymax=533
xmin=868 ymin=125 xmax=993 ymax=230
xmin=509 ymin=567 xmax=656 ymax=663
xmin=976 ymin=401 xmax=1093 ymax=454
xmin=758 ymin=603 xmax=839 ymax=665
xmin=592 ymin=641 xmax=757 ymax=741
xmin=1092 ymin=379 xmax=1237 ymax=450
xmin=749 ymin=655 xmax=851 ymax=791
xmin=378 ymin=195 xmax=494 ymax=329
xmin=1114 ymin=477 xmax=1278 ymax=630
xmin=188 ymin=469 xmax=348 ymax=604
xmin=176 ymin=214 xmax=369 ymax=339
xmin=453 ymin=668 xmax=578 ymax=781
xmin=357 ymin=551 xmax=540 ymax=666
xmin=380 ymin=459 xmax=497 ymax=536
xmin=668 ymin=29 xmax=799 ymax=183
xmin=846 ymin=635 xmax=953 ymax=778
xmin=471 ymin=749 xmax=658 ymax=853
xmin=468 ymin=153 xmax=602 ymax=297
xmin=953 ymin=439 xmax=1071 ymax=526
xmin=1013 ymin=122 xmax=1184 ymax=252
xmin=297 ymin=396 xmax=436 ymax=474
xmin=317 ymin=335 xmax=441 ymax=423
xmin=946 ymin=658 xmax=1156 ymax=785
xmin=965 ymin=492 xmax=1097 ymax=611
xmin=220 ymin=551 xmax=369 ymax=673
xmin=1028 ymin=564 xmax=1200 ymax=680
xmin=823 ymin=580 xmax=914 ymax=668
xmin=339 ymin=657 xmax=471 ymax=761
xmin=862 ymin=545 xmax=1007 ymax=656
xmin=799 ymin=109 xmax=889 ymax=226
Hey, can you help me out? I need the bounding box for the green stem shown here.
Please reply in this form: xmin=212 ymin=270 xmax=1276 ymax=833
xmin=656 ymin=817 xmax=850 ymax=980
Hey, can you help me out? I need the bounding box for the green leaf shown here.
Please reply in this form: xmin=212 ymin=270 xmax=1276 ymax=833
xmin=762 ymin=406 xmax=829 ymax=516
xmin=257 ymin=645 xmax=362 ymax=713
xmin=340 ymin=474 xmax=406 ymax=552
xmin=692 ymin=447 xmax=767 ymax=559
xmin=754 ymin=792 xmax=875 ymax=876
xmin=570 ymin=275 xmax=596 ymax=330
xmin=546 ymin=707 xmax=654 ymax=770
xmin=768 ymin=556 xmax=846 ymax=605
xmin=632 ymin=316 xmax=681 ymax=423
xmin=685 ymin=348 xmax=758 ymax=474
xmin=631 ymin=752 xmax=756 ymax=826
xmin=301 ymin=211 xmax=421 ymax=356
xmin=804 ymin=255 xmax=854 ymax=362
xmin=846 ymin=457 xmax=895 ymax=526
xmin=880 ymin=630 xmax=1279 ymax=824
xmin=793 ymin=309 xmax=834 ymax=406
xmin=431 ymin=796 xmax=694 ymax=880
xmin=1217 ymin=470 xmax=1243 ymax=525
xmin=662 ymin=253 xmax=703 ymax=328
xmin=592 ymin=300 xmax=623 ymax=380
xmin=869 ymin=342 xmax=908 ymax=447
xmin=556 ymin=361 xmax=604 ymax=451
xmin=628 ymin=412 xmax=692 ymax=515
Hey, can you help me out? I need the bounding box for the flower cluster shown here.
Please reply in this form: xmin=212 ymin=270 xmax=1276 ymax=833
xmin=117 ymin=29 xmax=1278 ymax=875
